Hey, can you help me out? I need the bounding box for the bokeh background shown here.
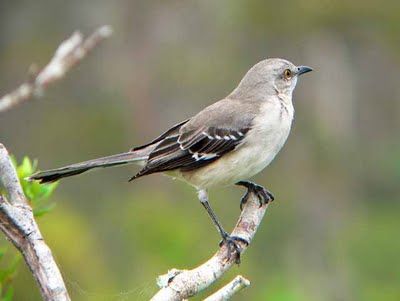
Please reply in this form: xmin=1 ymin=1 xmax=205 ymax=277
xmin=1 ymin=1 xmax=399 ymax=300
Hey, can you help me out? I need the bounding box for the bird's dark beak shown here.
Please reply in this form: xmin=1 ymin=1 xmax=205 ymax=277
xmin=296 ymin=66 xmax=313 ymax=76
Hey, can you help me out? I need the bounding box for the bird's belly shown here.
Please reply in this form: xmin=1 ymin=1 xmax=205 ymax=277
xmin=181 ymin=109 xmax=292 ymax=189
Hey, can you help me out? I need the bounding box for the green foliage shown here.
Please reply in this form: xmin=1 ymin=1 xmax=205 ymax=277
xmin=0 ymin=156 xmax=58 ymax=301
xmin=11 ymin=156 xmax=58 ymax=217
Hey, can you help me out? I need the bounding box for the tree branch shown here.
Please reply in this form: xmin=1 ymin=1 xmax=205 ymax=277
xmin=204 ymin=275 xmax=250 ymax=301
xmin=1 ymin=24 xmax=270 ymax=300
xmin=0 ymin=144 xmax=70 ymax=301
xmin=0 ymin=25 xmax=113 ymax=113
xmin=0 ymin=26 xmax=112 ymax=298
xmin=151 ymin=192 xmax=270 ymax=300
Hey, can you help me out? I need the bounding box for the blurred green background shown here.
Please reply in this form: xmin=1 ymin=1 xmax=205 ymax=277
xmin=1 ymin=1 xmax=399 ymax=300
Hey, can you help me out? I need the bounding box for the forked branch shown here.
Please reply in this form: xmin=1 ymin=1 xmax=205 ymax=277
xmin=151 ymin=191 xmax=270 ymax=300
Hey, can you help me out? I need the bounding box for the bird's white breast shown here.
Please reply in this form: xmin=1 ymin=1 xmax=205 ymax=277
xmin=182 ymin=98 xmax=294 ymax=189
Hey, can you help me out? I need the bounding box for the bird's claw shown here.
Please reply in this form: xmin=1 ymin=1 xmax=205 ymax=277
xmin=219 ymin=231 xmax=249 ymax=264
xmin=236 ymin=181 xmax=274 ymax=210
xmin=238 ymin=190 xmax=250 ymax=211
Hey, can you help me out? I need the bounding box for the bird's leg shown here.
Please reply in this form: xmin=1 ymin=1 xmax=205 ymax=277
xmin=236 ymin=180 xmax=275 ymax=210
xmin=197 ymin=189 xmax=249 ymax=264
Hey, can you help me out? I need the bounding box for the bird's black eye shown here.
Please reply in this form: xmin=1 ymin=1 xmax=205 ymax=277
xmin=283 ymin=69 xmax=292 ymax=79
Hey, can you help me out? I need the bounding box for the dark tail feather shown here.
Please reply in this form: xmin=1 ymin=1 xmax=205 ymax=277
xmin=29 ymin=151 xmax=147 ymax=183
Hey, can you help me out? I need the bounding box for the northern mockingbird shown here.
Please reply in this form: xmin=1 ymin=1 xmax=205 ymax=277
xmin=30 ymin=58 xmax=312 ymax=261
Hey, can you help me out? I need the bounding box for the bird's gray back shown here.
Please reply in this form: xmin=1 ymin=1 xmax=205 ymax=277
xmin=181 ymin=98 xmax=261 ymax=132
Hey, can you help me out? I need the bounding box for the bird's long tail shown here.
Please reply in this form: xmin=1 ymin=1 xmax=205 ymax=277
xmin=29 ymin=151 xmax=148 ymax=183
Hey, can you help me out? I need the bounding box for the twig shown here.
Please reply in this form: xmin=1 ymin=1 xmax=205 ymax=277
xmin=0 ymin=144 xmax=70 ymax=301
xmin=204 ymin=275 xmax=250 ymax=301
xmin=0 ymin=25 xmax=113 ymax=113
xmin=151 ymin=191 xmax=270 ymax=300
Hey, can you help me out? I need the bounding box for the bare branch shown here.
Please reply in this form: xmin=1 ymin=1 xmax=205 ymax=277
xmin=204 ymin=275 xmax=250 ymax=301
xmin=0 ymin=25 xmax=113 ymax=113
xmin=151 ymin=192 xmax=270 ymax=300
xmin=0 ymin=144 xmax=70 ymax=301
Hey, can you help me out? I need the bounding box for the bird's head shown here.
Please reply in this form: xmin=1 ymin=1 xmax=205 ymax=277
xmin=230 ymin=58 xmax=312 ymax=101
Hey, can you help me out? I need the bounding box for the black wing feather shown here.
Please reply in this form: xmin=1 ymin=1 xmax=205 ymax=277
xmin=131 ymin=126 xmax=249 ymax=180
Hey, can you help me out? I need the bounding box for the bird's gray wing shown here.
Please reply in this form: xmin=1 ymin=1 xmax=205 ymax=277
xmin=130 ymin=98 xmax=256 ymax=180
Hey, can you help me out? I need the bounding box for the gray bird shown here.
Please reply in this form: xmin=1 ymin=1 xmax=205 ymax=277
xmin=30 ymin=58 xmax=312 ymax=261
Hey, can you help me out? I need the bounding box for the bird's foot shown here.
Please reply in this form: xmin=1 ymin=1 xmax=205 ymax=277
xmin=219 ymin=231 xmax=249 ymax=264
xmin=236 ymin=180 xmax=275 ymax=210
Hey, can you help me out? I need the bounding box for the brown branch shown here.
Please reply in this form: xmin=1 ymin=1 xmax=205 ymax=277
xmin=0 ymin=25 xmax=113 ymax=113
xmin=0 ymin=144 xmax=70 ymax=301
xmin=151 ymin=191 xmax=270 ymax=300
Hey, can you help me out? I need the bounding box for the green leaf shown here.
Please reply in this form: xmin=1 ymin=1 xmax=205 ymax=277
xmin=38 ymin=182 xmax=58 ymax=201
xmin=16 ymin=157 xmax=33 ymax=179
xmin=10 ymin=155 xmax=58 ymax=216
